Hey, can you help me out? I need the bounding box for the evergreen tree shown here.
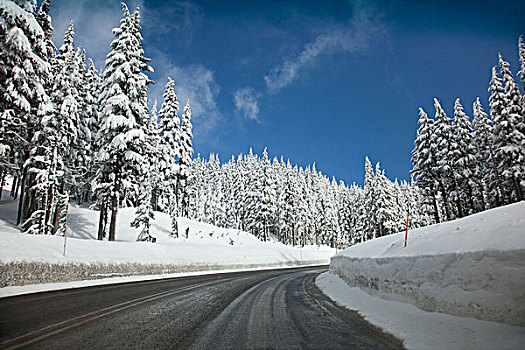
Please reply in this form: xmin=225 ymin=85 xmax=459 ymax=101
xmin=518 ymin=36 xmax=525 ymax=89
xmin=362 ymin=156 xmax=376 ymax=239
xmin=488 ymin=65 xmax=508 ymax=204
xmin=0 ymin=0 xmax=54 ymax=228
xmin=132 ymin=178 xmax=155 ymax=242
xmin=411 ymin=107 xmax=440 ymax=222
xmin=157 ymin=78 xmax=180 ymax=216
xmin=432 ymin=98 xmax=455 ymax=220
xmin=179 ymin=99 xmax=193 ymax=216
xmin=495 ymin=54 xmax=525 ymax=201
xmin=472 ymin=97 xmax=497 ymax=208
xmin=259 ymin=148 xmax=276 ymax=241
xmin=94 ymin=4 xmax=153 ymax=241
xmin=451 ymin=98 xmax=482 ymax=215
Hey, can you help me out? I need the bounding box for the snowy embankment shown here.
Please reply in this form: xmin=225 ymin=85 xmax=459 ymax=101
xmin=317 ymin=202 xmax=525 ymax=349
xmin=0 ymin=188 xmax=334 ymax=289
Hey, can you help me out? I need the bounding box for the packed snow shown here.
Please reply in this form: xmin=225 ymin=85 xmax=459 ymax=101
xmin=317 ymin=201 xmax=525 ymax=349
xmin=317 ymin=273 xmax=525 ymax=350
xmin=0 ymin=186 xmax=334 ymax=289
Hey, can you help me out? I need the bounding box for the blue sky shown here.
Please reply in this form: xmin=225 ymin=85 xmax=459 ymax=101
xmin=48 ymin=0 xmax=525 ymax=185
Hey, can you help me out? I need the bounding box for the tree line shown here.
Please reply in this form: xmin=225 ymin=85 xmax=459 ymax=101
xmin=411 ymin=38 xmax=525 ymax=224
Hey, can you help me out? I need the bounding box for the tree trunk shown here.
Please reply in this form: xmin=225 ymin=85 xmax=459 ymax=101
xmin=437 ymin=180 xmax=451 ymax=221
xmin=11 ymin=175 xmax=18 ymax=199
xmin=432 ymin=194 xmax=440 ymax=223
xmin=109 ymin=195 xmax=118 ymax=241
xmin=108 ymin=171 xmax=121 ymax=242
xmin=456 ymin=197 xmax=464 ymax=218
xmin=16 ymin=169 xmax=27 ymax=225
xmin=97 ymin=200 xmax=106 ymax=240
xmin=0 ymin=168 xmax=5 ymax=201
xmin=514 ymin=177 xmax=523 ymax=202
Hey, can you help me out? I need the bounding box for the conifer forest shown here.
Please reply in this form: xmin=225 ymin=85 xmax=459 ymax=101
xmin=1 ymin=0 xmax=524 ymax=249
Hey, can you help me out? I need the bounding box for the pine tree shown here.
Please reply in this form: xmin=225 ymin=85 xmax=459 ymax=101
xmin=495 ymin=54 xmax=525 ymax=201
xmin=432 ymin=98 xmax=455 ymax=220
xmin=488 ymin=65 xmax=508 ymax=205
xmin=518 ymin=36 xmax=525 ymax=89
xmin=95 ymin=4 xmax=153 ymax=241
xmin=411 ymin=107 xmax=440 ymax=222
xmin=47 ymin=23 xmax=86 ymax=207
xmin=157 ymin=78 xmax=180 ymax=216
xmin=451 ymin=98 xmax=481 ymax=215
xmin=472 ymin=97 xmax=497 ymax=208
xmin=0 ymin=0 xmax=54 ymax=228
xmin=147 ymin=100 xmax=162 ymax=211
xmin=179 ymin=99 xmax=193 ymax=216
xmin=259 ymin=148 xmax=276 ymax=241
xmin=132 ymin=178 xmax=155 ymax=242
xmin=362 ymin=156 xmax=376 ymax=239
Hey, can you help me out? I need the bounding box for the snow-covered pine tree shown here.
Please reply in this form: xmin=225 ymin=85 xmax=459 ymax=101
xmin=259 ymin=148 xmax=276 ymax=241
xmin=518 ymin=36 xmax=525 ymax=89
xmin=94 ymin=4 xmax=153 ymax=241
xmin=278 ymin=162 xmax=295 ymax=244
xmin=132 ymin=178 xmax=155 ymax=242
xmin=35 ymin=0 xmax=55 ymax=59
xmin=147 ymin=100 xmax=162 ymax=211
xmin=495 ymin=54 xmax=525 ymax=201
xmin=488 ymin=65 xmax=508 ymax=205
xmin=242 ymin=149 xmax=262 ymax=237
xmin=373 ymin=163 xmax=396 ymax=237
xmin=451 ymin=98 xmax=482 ymax=215
xmin=0 ymin=0 xmax=54 ymax=227
xmin=362 ymin=156 xmax=377 ymax=239
xmin=46 ymin=23 xmax=85 ymax=215
xmin=472 ymin=97 xmax=498 ymax=209
xmin=83 ymin=58 xmax=102 ymax=203
xmin=432 ymin=98 xmax=455 ymax=220
xmin=411 ymin=107 xmax=440 ymax=222
xmin=178 ymin=99 xmax=193 ymax=217
xmin=157 ymin=78 xmax=180 ymax=228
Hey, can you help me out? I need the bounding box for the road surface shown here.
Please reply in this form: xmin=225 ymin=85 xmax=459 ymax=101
xmin=0 ymin=266 xmax=403 ymax=349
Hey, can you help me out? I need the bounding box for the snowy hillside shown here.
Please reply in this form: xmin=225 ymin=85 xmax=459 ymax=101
xmin=317 ymin=202 xmax=525 ymax=349
xmin=0 ymin=187 xmax=334 ymax=287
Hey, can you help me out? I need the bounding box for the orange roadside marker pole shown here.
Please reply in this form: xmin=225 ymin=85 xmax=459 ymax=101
xmin=404 ymin=212 xmax=410 ymax=247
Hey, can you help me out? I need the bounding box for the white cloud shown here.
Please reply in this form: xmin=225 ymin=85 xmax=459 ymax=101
xmin=150 ymin=62 xmax=221 ymax=136
xmin=264 ymin=3 xmax=385 ymax=92
xmin=50 ymin=0 xmax=144 ymax=70
xmin=234 ymin=87 xmax=261 ymax=122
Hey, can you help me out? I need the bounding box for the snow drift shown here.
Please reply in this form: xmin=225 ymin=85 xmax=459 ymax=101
xmin=327 ymin=201 xmax=525 ymax=327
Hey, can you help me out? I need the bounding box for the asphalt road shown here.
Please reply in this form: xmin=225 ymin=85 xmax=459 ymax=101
xmin=0 ymin=266 xmax=403 ymax=349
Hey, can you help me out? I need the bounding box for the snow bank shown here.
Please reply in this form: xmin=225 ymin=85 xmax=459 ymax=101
xmin=0 ymin=187 xmax=334 ymax=287
xmin=327 ymin=202 xmax=525 ymax=327
xmin=317 ymin=273 xmax=525 ymax=350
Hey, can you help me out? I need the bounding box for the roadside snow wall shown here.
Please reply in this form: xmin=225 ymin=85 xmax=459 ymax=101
xmin=0 ymin=260 xmax=326 ymax=287
xmin=329 ymin=202 xmax=525 ymax=327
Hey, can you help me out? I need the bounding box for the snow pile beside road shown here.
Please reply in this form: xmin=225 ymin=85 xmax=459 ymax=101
xmin=0 ymin=189 xmax=333 ymax=286
xmin=325 ymin=202 xmax=525 ymax=327
xmin=316 ymin=272 xmax=525 ymax=350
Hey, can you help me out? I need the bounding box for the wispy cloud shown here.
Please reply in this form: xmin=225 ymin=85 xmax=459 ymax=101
xmin=264 ymin=2 xmax=386 ymax=92
xmin=150 ymin=61 xmax=221 ymax=136
xmin=234 ymin=87 xmax=261 ymax=122
xmin=142 ymin=1 xmax=202 ymax=45
xmin=50 ymin=0 xmax=144 ymax=70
